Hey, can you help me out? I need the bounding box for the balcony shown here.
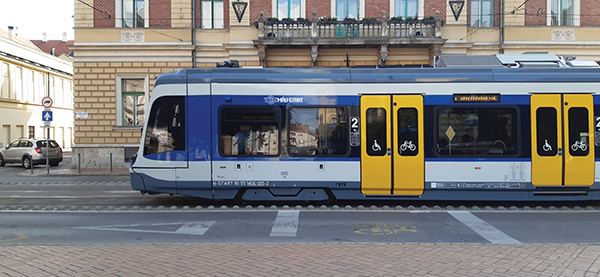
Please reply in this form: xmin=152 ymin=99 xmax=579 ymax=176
xmin=253 ymin=12 xmax=445 ymax=67
xmin=255 ymin=12 xmax=443 ymax=45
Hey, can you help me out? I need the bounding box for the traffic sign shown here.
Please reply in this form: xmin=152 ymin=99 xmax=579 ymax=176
xmin=42 ymin=111 xmax=53 ymax=122
xmin=42 ymin=97 xmax=53 ymax=108
xmin=44 ymin=121 xmax=51 ymax=129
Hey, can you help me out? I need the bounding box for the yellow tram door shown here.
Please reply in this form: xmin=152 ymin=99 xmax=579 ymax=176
xmin=531 ymin=94 xmax=594 ymax=186
xmin=360 ymin=95 xmax=424 ymax=195
xmin=392 ymin=95 xmax=424 ymax=195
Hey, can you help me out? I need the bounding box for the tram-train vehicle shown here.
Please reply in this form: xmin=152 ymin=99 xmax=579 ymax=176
xmin=129 ymin=64 xmax=600 ymax=202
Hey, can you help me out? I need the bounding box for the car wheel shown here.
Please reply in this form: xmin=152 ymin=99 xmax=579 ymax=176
xmin=22 ymin=156 xmax=32 ymax=169
xmin=0 ymin=155 xmax=5 ymax=166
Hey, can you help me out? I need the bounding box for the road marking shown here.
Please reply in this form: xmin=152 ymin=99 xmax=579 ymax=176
xmin=448 ymin=211 xmax=521 ymax=244
xmin=270 ymin=210 xmax=299 ymax=237
xmin=77 ymin=221 xmax=216 ymax=235
xmin=175 ymin=222 xmax=214 ymax=235
xmin=0 ymin=232 xmax=28 ymax=243
xmin=353 ymin=223 xmax=417 ymax=235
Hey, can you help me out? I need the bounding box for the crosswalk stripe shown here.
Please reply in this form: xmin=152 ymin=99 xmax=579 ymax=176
xmin=448 ymin=211 xmax=521 ymax=244
xmin=176 ymin=222 xmax=215 ymax=235
xmin=270 ymin=210 xmax=300 ymax=237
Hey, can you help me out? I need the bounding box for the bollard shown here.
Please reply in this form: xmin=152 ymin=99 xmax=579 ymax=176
xmin=78 ymin=153 xmax=81 ymax=174
xmin=110 ymin=153 xmax=113 ymax=173
xmin=30 ymin=155 xmax=33 ymax=174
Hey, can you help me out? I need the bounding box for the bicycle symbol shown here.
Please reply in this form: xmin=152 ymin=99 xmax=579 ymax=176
xmin=542 ymin=140 xmax=552 ymax=152
xmin=571 ymin=140 xmax=588 ymax=152
xmin=372 ymin=140 xmax=382 ymax=152
xmin=400 ymin=140 xmax=416 ymax=151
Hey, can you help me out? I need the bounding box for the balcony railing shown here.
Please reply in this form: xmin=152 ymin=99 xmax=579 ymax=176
xmin=256 ymin=14 xmax=442 ymax=40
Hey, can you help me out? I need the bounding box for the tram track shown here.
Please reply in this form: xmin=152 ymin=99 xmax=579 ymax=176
xmin=1 ymin=201 xmax=600 ymax=212
xmin=2 ymin=181 xmax=600 ymax=211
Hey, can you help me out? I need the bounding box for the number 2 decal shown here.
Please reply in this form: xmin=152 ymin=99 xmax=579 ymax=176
xmin=350 ymin=117 xmax=360 ymax=147
xmin=351 ymin=117 xmax=359 ymax=129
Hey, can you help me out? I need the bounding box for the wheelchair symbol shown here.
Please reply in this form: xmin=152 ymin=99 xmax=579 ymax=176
xmin=542 ymin=140 xmax=552 ymax=152
xmin=372 ymin=140 xmax=382 ymax=152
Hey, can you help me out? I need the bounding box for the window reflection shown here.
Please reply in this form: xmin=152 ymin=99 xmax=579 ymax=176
xmin=123 ymin=0 xmax=145 ymax=27
xmin=437 ymin=107 xmax=518 ymax=156
xmin=395 ymin=0 xmax=418 ymax=18
xmin=551 ymin=0 xmax=573 ymax=26
xmin=278 ymin=0 xmax=301 ymax=19
xmin=122 ymin=79 xmax=144 ymax=126
xmin=220 ymin=107 xmax=279 ymax=156
xmin=397 ymin=108 xmax=418 ymax=156
xmin=471 ymin=0 xmax=494 ymax=27
xmin=366 ymin=108 xmax=386 ymax=156
xmin=143 ymin=97 xmax=185 ymax=156
xmin=289 ymin=107 xmax=348 ymax=156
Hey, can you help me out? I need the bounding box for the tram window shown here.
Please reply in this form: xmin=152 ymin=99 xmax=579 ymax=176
xmin=436 ymin=107 xmax=518 ymax=156
xmin=143 ymin=96 xmax=186 ymax=156
xmin=366 ymin=108 xmax=386 ymax=156
xmin=288 ymin=107 xmax=348 ymax=156
xmin=397 ymin=108 xmax=418 ymax=156
xmin=220 ymin=107 xmax=279 ymax=156
xmin=536 ymin=108 xmax=558 ymax=156
xmin=568 ymin=107 xmax=589 ymax=157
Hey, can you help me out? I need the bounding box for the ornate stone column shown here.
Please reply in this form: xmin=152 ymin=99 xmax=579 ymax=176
xmin=257 ymin=12 xmax=265 ymax=38
xmin=257 ymin=45 xmax=267 ymax=67
xmin=311 ymin=45 xmax=319 ymax=67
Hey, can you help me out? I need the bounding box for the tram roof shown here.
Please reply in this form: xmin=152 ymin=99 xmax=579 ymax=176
xmin=155 ymin=66 xmax=600 ymax=86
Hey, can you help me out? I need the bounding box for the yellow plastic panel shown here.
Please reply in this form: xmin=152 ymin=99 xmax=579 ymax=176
xmin=531 ymin=94 xmax=563 ymax=186
xmin=392 ymin=95 xmax=424 ymax=195
xmin=361 ymin=95 xmax=392 ymax=195
xmin=563 ymin=94 xmax=594 ymax=186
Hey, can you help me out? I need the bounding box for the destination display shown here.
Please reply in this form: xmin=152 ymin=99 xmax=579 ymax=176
xmin=453 ymin=94 xmax=500 ymax=103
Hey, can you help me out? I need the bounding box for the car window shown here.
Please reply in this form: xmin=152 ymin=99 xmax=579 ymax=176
xmin=8 ymin=141 xmax=19 ymax=147
xmin=37 ymin=141 xmax=46 ymax=147
xmin=49 ymin=141 xmax=60 ymax=148
xmin=26 ymin=141 xmax=33 ymax=147
xmin=17 ymin=140 xmax=28 ymax=147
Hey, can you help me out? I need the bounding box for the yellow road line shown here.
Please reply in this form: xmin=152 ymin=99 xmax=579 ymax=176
xmin=0 ymin=232 xmax=28 ymax=243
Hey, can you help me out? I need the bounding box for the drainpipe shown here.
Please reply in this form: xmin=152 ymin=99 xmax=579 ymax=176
xmin=500 ymin=0 xmax=504 ymax=54
xmin=192 ymin=0 xmax=197 ymax=68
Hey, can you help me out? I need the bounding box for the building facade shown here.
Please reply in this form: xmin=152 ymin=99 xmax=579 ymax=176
xmin=72 ymin=0 xmax=600 ymax=168
xmin=0 ymin=27 xmax=74 ymax=150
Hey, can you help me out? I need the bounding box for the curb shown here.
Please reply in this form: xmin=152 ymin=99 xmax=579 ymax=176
xmin=0 ymin=204 xmax=596 ymax=212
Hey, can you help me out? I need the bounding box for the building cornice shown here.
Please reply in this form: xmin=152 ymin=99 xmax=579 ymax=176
xmin=0 ymin=36 xmax=73 ymax=75
xmin=70 ymin=44 xmax=195 ymax=49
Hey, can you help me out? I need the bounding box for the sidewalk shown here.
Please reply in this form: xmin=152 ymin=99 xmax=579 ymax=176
xmin=18 ymin=167 xmax=129 ymax=177
xmin=1 ymin=243 xmax=600 ymax=276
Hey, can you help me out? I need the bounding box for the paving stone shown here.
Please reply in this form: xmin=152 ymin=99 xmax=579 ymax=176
xmin=0 ymin=244 xmax=599 ymax=276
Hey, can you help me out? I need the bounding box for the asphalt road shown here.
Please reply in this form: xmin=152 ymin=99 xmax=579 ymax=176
xmin=2 ymin=210 xmax=600 ymax=245
xmin=2 ymin=153 xmax=600 ymax=246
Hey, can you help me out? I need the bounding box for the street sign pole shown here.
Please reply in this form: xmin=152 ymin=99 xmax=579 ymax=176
xmin=46 ymin=112 xmax=50 ymax=174
xmin=46 ymin=130 xmax=49 ymax=174
xmin=42 ymin=97 xmax=53 ymax=174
